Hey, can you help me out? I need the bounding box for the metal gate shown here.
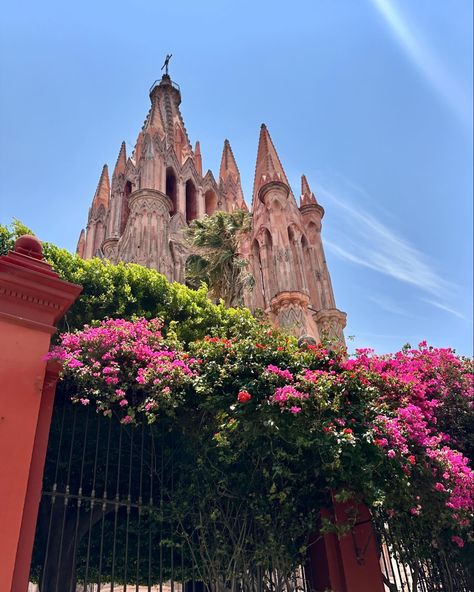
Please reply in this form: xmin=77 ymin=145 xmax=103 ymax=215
xmin=375 ymin=513 xmax=473 ymax=592
xmin=29 ymin=393 xmax=311 ymax=592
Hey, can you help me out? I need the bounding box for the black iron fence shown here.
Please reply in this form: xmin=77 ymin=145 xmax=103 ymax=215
xmin=30 ymin=392 xmax=473 ymax=592
xmin=30 ymin=395 xmax=311 ymax=592
xmin=375 ymin=513 xmax=473 ymax=592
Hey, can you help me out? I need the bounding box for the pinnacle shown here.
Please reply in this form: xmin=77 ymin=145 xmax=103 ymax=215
xmin=219 ymin=138 xmax=241 ymax=182
xmin=112 ymin=142 xmax=127 ymax=178
xmin=194 ymin=140 xmax=202 ymax=175
xmin=92 ymin=164 xmax=110 ymax=210
xmin=76 ymin=229 xmax=86 ymax=257
xmin=253 ymin=124 xmax=290 ymax=203
xmin=300 ymin=174 xmax=318 ymax=206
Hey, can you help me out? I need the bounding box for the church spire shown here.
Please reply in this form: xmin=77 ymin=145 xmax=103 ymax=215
xmin=91 ymin=165 xmax=110 ymax=210
xmin=252 ymin=124 xmax=290 ymax=205
xmin=300 ymin=174 xmax=318 ymax=206
xmin=219 ymin=139 xmax=245 ymax=210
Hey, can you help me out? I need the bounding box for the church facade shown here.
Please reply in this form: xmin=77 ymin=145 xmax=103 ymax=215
xmin=77 ymin=72 xmax=346 ymax=343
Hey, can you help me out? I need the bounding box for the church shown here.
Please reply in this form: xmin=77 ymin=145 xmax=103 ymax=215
xmin=77 ymin=67 xmax=347 ymax=343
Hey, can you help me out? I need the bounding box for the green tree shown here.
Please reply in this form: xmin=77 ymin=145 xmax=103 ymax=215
xmin=185 ymin=210 xmax=254 ymax=307
xmin=0 ymin=219 xmax=259 ymax=343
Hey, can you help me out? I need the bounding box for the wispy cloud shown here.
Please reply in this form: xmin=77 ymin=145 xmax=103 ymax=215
xmin=369 ymin=295 xmax=415 ymax=318
xmin=369 ymin=0 xmax=472 ymax=127
xmin=320 ymin=186 xmax=450 ymax=296
xmin=422 ymin=298 xmax=468 ymax=321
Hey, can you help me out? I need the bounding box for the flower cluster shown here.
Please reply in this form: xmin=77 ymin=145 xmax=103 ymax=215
xmin=47 ymin=318 xmax=196 ymax=424
xmin=235 ymin=343 xmax=473 ymax=543
xmin=50 ymin=321 xmax=473 ymax=550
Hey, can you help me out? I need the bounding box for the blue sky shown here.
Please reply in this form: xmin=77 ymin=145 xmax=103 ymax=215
xmin=0 ymin=0 xmax=472 ymax=355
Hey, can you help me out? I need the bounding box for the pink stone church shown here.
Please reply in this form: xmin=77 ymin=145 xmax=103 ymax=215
xmin=77 ymin=70 xmax=346 ymax=342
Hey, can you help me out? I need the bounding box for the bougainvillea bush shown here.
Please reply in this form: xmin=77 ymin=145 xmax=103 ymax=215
xmin=48 ymin=317 xmax=474 ymax=575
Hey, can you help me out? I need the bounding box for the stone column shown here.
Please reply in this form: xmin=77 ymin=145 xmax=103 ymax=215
xmin=0 ymin=236 xmax=81 ymax=592
xmin=196 ymin=187 xmax=205 ymax=219
xmin=177 ymin=179 xmax=186 ymax=218
xmin=258 ymin=242 xmax=273 ymax=308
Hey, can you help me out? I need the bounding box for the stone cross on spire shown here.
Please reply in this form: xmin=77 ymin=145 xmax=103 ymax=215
xmin=161 ymin=54 xmax=173 ymax=76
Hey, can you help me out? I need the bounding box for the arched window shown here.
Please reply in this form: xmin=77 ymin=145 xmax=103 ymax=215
xmin=204 ymin=190 xmax=217 ymax=216
xmin=185 ymin=179 xmax=198 ymax=223
xmin=166 ymin=168 xmax=177 ymax=215
xmin=120 ymin=181 xmax=133 ymax=235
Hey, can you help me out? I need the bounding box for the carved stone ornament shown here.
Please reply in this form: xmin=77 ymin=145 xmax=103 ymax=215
xmin=313 ymin=308 xmax=347 ymax=345
xmin=101 ymin=238 xmax=119 ymax=262
xmin=270 ymin=291 xmax=311 ymax=337
xmin=128 ymin=189 xmax=173 ymax=216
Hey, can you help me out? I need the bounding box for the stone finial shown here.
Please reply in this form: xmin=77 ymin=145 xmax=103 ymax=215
xmin=194 ymin=141 xmax=202 ymax=176
xmin=253 ymin=124 xmax=290 ymax=204
xmin=14 ymin=235 xmax=43 ymax=260
xmin=300 ymin=174 xmax=318 ymax=206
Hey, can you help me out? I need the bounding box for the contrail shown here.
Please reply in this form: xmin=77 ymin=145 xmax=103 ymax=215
xmin=369 ymin=0 xmax=472 ymax=127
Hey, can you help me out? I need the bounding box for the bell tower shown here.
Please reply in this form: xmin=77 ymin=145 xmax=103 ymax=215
xmin=247 ymin=124 xmax=346 ymax=342
xmin=77 ymin=65 xmax=347 ymax=344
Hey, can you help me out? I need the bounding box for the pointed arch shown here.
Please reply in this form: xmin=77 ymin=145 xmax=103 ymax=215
xmin=166 ymin=167 xmax=178 ymax=215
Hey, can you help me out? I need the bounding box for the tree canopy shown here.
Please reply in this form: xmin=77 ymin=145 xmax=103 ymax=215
xmin=185 ymin=210 xmax=253 ymax=307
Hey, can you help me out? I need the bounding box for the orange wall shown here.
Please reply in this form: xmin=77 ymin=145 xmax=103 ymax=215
xmin=0 ymin=320 xmax=52 ymax=589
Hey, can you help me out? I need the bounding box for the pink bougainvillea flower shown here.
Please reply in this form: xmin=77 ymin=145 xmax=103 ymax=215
xmin=451 ymin=535 xmax=464 ymax=548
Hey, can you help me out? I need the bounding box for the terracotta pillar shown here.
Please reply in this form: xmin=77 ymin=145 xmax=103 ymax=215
xmin=307 ymin=500 xmax=384 ymax=592
xmin=0 ymin=235 xmax=81 ymax=592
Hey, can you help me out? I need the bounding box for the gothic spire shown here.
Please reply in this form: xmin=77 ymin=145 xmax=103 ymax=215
xmin=252 ymin=124 xmax=290 ymax=205
xmin=219 ymin=139 xmax=240 ymax=182
xmin=148 ymin=74 xmax=192 ymax=159
xmin=219 ymin=139 xmax=245 ymax=210
xmin=91 ymin=164 xmax=110 ymax=210
xmin=300 ymin=174 xmax=318 ymax=206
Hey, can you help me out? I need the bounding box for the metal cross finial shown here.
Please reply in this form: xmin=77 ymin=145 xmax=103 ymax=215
xmin=161 ymin=54 xmax=172 ymax=76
